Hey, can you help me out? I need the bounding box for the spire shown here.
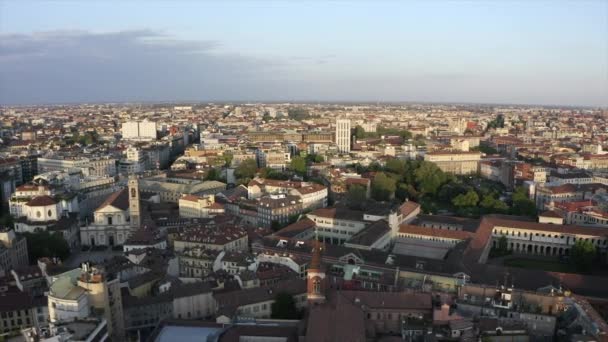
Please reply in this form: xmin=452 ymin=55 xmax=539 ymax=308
xmin=307 ymin=239 xmax=326 ymax=304
xmin=309 ymin=239 xmax=323 ymax=271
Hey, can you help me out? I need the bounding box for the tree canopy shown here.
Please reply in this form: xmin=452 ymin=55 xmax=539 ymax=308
xmin=287 ymin=108 xmax=310 ymax=121
xmin=289 ymin=156 xmax=307 ymax=176
xmin=511 ymin=187 xmax=537 ymax=217
xmin=571 ymin=240 xmax=596 ymax=272
xmin=452 ymin=190 xmax=479 ymax=207
xmin=22 ymin=231 xmax=70 ymax=263
xmin=306 ymin=154 xmax=325 ymax=163
xmin=371 ymin=172 xmax=396 ymax=201
xmin=234 ymin=158 xmax=258 ymax=184
xmin=271 ymin=292 xmax=300 ymax=319
xmin=415 ymin=162 xmax=448 ymax=196
xmin=346 ymin=184 xmax=367 ymax=210
xmin=260 ymin=167 xmax=289 ymax=180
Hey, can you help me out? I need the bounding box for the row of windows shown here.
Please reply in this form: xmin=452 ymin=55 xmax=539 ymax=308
xmin=1 ymin=317 xmax=30 ymax=328
xmin=312 ymin=217 xmax=357 ymax=228
xmin=399 ymin=234 xmax=459 ymax=244
xmin=367 ymin=312 xmax=420 ymax=320
xmin=0 ymin=310 xmax=30 ymax=318
xmin=320 ymin=228 xmax=355 ymax=236
xmin=494 ymin=229 xmax=607 ymax=245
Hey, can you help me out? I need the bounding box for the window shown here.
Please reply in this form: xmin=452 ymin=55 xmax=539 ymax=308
xmin=48 ymin=210 xmax=52 ymax=217
xmin=313 ymin=279 xmax=321 ymax=294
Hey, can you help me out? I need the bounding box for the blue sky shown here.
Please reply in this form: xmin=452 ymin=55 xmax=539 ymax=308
xmin=0 ymin=0 xmax=606 ymax=106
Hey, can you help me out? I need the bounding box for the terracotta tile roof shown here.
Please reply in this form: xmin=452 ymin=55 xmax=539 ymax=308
xmin=307 ymin=207 xmax=364 ymax=221
xmin=345 ymin=178 xmax=370 ymax=186
xmin=295 ymin=183 xmax=327 ymax=195
xmin=16 ymin=184 xmax=48 ymax=192
xmin=97 ymin=188 xmax=129 ymax=211
xmin=25 ymin=195 xmax=57 ymax=207
xmin=400 ymin=201 xmax=420 ymax=217
xmin=274 ymin=218 xmax=316 ymax=238
xmin=180 ymin=194 xmax=202 ymax=202
xmin=540 ymin=210 xmax=562 ymax=218
xmin=546 ymin=183 xmax=577 ymax=194
xmin=306 ymin=293 xmax=366 ymax=342
xmin=340 ymin=290 xmax=432 ymax=310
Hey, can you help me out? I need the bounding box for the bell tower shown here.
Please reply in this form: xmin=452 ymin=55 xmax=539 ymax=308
xmin=128 ymin=175 xmax=141 ymax=228
xmin=307 ymin=239 xmax=326 ymax=304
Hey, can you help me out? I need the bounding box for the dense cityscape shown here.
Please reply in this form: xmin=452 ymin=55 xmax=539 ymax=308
xmin=0 ymin=103 xmax=607 ymax=341
xmin=2 ymin=0 xmax=608 ymax=340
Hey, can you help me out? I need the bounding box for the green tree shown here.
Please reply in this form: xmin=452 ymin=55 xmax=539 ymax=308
xmin=385 ymin=158 xmax=406 ymax=176
xmin=570 ymin=240 xmax=596 ymax=272
xmin=354 ymin=125 xmax=366 ymax=139
xmin=346 ymin=184 xmax=367 ymax=210
xmin=452 ymin=190 xmax=479 ymax=207
xmin=438 ymin=183 xmax=468 ymax=203
xmin=234 ymin=158 xmax=258 ymax=184
xmin=260 ymin=167 xmax=289 ymax=180
xmin=414 ymin=162 xmax=447 ymax=196
xmin=377 ymin=126 xmax=412 ymax=140
xmin=222 ymin=151 xmax=234 ymax=167
xmin=289 ymin=156 xmax=307 ymax=176
xmin=511 ymin=187 xmax=537 ymax=217
xmin=271 ymin=292 xmax=300 ymax=319
xmin=477 ymin=145 xmax=499 ymax=155
xmin=368 ymin=162 xmax=382 ymax=172
xmin=204 ymin=168 xmax=220 ymax=181
xmin=22 ymin=231 xmax=70 ymax=263
xmin=287 ymin=107 xmax=310 ymax=121
xmin=306 ymin=154 xmax=325 ymax=163
xmin=480 ymin=194 xmax=508 ymax=213
xmin=395 ymin=183 xmax=418 ymax=201
xmin=371 ymin=172 xmax=396 ymax=201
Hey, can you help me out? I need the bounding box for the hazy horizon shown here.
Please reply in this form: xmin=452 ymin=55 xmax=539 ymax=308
xmin=1 ymin=1 xmax=607 ymax=107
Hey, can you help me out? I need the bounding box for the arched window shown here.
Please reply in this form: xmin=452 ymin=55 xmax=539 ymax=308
xmin=131 ymin=188 xmax=137 ymax=198
xmin=313 ymin=279 xmax=321 ymax=294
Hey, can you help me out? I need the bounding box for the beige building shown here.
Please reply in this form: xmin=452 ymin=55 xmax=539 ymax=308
xmin=173 ymin=225 xmax=248 ymax=252
xmin=80 ymin=188 xmax=134 ymax=247
xmin=489 ymin=216 xmax=608 ymax=257
xmin=178 ymin=194 xmax=225 ymax=218
xmin=424 ymin=151 xmax=482 ymax=175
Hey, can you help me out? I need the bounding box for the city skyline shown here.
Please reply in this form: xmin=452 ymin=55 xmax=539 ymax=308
xmin=1 ymin=0 xmax=607 ymax=106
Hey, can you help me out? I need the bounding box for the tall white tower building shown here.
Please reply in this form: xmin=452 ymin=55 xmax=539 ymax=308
xmin=335 ymin=118 xmax=351 ymax=153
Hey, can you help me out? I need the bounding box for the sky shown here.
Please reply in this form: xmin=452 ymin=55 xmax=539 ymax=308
xmin=0 ymin=0 xmax=607 ymax=106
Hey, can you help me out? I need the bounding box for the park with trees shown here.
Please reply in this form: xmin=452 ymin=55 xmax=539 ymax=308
xmin=356 ymin=157 xmax=535 ymax=218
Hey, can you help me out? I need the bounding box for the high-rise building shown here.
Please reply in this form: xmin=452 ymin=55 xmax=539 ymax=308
xmin=335 ymin=118 xmax=351 ymax=153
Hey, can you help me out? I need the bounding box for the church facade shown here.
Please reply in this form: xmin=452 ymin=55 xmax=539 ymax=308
xmin=80 ymin=176 xmax=141 ymax=247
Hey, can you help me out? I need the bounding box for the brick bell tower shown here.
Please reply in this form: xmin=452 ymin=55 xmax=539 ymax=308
xmin=307 ymin=239 xmax=326 ymax=304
